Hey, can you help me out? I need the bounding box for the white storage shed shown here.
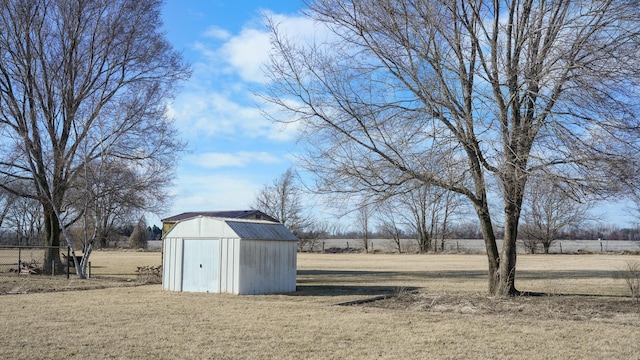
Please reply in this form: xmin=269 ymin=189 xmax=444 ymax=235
xmin=162 ymin=216 xmax=297 ymax=295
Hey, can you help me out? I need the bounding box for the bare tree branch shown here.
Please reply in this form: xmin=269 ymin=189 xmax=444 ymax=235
xmin=0 ymin=0 xmax=189 ymax=275
xmin=263 ymin=0 xmax=640 ymax=295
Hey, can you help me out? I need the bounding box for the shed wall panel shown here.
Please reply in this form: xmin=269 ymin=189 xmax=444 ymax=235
xmin=162 ymin=237 xmax=183 ymax=291
xmin=219 ymin=238 xmax=240 ymax=294
xmin=164 ymin=217 xmax=235 ymax=239
xmin=161 ymin=238 xmax=170 ymax=290
xmin=220 ymin=238 xmax=229 ymax=293
xmin=200 ymin=219 xmax=234 ymax=238
xmin=238 ymin=240 xmax=296 ymax=295
xmin=232 ymin=239 xmax=240 ymax=293
xmin=161 ymin=238 xmax=169 ymax=290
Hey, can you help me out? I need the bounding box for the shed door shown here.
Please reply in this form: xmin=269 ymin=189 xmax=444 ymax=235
xmin=182 ymin=239 xmax=220 ymax=292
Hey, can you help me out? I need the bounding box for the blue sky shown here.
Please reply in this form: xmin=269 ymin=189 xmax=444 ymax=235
xmin=156 ymin=1 xmax=637 ymax=228
xmin=157 ymin=1 xmax=308 ymax=222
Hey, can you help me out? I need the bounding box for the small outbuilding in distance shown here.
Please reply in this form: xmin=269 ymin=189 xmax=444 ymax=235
xmin=162 ymin=215 xmax=297 ymax=295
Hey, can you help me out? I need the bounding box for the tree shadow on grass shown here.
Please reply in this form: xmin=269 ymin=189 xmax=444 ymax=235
xmin=294 ymin=269 xmax=626 ymax=298
xmin=297 ymin=269 xmax=488 ymax=283
xmin=292 ymin=284 xmax=410 ymax=297
xmin=294 ymin=269 xmax=469 ymax=297
xmin=518 ymin=290 xmax=629 ymax=298
xmin=298 ymin=269 xmax=623 ymax=281
xmin=516 ymin=269 xmax=625 ymax=279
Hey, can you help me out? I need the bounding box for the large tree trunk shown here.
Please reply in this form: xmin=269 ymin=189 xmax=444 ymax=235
xmin=496 ymin=164 xmax=527 ymax=296
xmin=42 ymin=206 xmax=63 ymax=275
xmin=474 ymin=199 xmax=501 ymax=295
xmin=543 ymin=241 xmax=551 ymax=254
xmin=473 ymin=172 xmax=520 ymax=297
xmin=80 ymin=244 xmax=93 ymax=277
xmin=417 ymin=228 xmax=430 ymax=254
xmin=481 ymin=213 xmax=519 ymax=296
xmin=499 ymin=211 xmax=520 ymax=296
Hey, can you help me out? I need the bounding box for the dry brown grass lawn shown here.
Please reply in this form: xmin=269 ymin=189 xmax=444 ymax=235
xmin=0 ymin=250 xmax=162 ymax=294
xmin=0 ymin=252 xmax=639 ymax=359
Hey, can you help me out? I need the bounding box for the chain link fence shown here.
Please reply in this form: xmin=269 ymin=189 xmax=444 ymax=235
xmin=0 ymin=246 xmax=69 ymax=275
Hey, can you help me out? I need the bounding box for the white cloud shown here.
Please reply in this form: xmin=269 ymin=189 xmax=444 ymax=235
xmin=159 ymin=9 xmax=330 ymax=220
xmin=265 ymin=12 xmax=322 ymax=41
xmin=192 ymin=41 xmax=220 ymax=60
xmin=204 ymin=25 xmax=231 ymax=40
xmin=221 ymin=28 xmax=271 ymax=83
xmin=161 ymin=11 xmax=324 ymax=219
xmin=170 ymin=89 xmax=298 ymax=142
xmin=169 ymin=174 xmax=260 ymax=213
xmin=211 ymin=12 xmax=322 ymax=84
xmin=186 ymin=151 xmax=281 ymax=169
xmin=166 ymin=12 xmax=322 ymax=143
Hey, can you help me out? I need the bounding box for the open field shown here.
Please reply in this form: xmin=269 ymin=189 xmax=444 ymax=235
xmin=0 ymin=252 xmax=639 ymax=359
xmin=320 ymin=238 xmax=640 ymax=254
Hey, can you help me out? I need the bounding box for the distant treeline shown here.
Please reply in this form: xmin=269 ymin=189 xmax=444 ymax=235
xmin=327 ymin=223 xmax=640 ymax=242
xmin=0 ymin=223 xmax=163 ymax=247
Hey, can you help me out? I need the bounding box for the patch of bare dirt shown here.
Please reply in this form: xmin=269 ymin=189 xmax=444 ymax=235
xmin=0 ymin=275 xmax=143 ymax=295
xmin=362 ymin=289 xmax=640 ymax=325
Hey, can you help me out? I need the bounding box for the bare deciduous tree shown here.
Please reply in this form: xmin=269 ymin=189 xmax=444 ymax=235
xmin=64 ymin=155 xmax=170 ymax=274
xmin=376 ymin=202 xmax=406 ymax=253
xmin=129 ymin=217 xmax=148 ymax=250
xmin=2 ymin=185 xmax=43 ymax=246
xmin=72 ymin=157 xmax=172 ymax=247
xmin=356 ymin=201 xmax=371 ymax=253
xmin=0 ymin=0 xmax=189 ymax=276
xmin=0 ymin=188 xmax=17 ymax=233
xmin=263 ymin=0 xmax=640 ymax=295
xmin=405 ymin=185 xmax=465 ymax=253
xmin=375 ymin=183 xmax=464 ymax=253
xmin=297 ymin=221 xmax=330 ymax=252
xmin=253 ymin=168 xmax=317 ymax=250
xmin=520 ymin=180 xmax=591 ymax=254
xmin=621 ymin=261 xmax=640 ymax=303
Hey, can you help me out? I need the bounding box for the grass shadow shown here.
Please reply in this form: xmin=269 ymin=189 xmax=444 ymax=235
xmin=295 ymin=268 xmax=628 ymax=298
xmin=515 ymin=269 xmax=623 ymax=280
xmin=298 ymin=269 xmax=624 ymax=282
xmin=292 ymin=284 xmax=412 ymax=297
xmin=519 ymin=290 xmax=630 ymax=298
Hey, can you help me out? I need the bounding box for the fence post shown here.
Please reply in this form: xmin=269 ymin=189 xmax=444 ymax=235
xmin=66 ymin=246 xmax=70 ymax=279
xmin=18 ymin=247 xmax=21 ymax=270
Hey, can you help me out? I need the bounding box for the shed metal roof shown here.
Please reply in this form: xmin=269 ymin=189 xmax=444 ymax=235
xmin=162 ymin=210 xmax=278 ymax=223
xmin=163 ymin=216 xmax=297 ymax=241
xmin=226 ymin=220 xmax=297 ymax=241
